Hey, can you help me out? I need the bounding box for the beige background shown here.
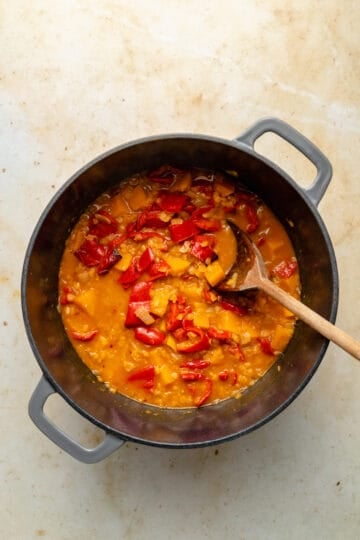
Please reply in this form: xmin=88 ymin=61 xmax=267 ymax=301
xmin=0 ymin=1 xmax=359 ymax=539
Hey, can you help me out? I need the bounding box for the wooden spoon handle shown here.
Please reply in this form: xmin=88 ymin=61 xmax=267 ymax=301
xmin=260 ymin=278 xmax=360 ymax=360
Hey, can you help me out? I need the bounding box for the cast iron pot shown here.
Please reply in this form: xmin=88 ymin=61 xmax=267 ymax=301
xmin=22 ymin=118 xmax=338 ymax=463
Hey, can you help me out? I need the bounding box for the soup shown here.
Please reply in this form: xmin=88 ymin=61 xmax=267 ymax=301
xmin=59 ymin=166 xmax=300 ymax=408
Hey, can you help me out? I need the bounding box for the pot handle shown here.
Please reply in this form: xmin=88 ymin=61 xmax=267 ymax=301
xmin=29 ymin=376 xmax=125 ymax=463
xmin=236 ymin=117 xmax=332 ymax=206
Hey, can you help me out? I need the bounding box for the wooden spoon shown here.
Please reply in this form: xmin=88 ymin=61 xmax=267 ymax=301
xmin=217 ymin=222 xmax=360 ymax=361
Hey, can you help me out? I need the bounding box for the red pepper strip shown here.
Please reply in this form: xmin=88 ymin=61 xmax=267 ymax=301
xmin=203 ymin=287 xmax=219 ymax=304
xmin=134 ymin=326 xmax=166 ymax=346
xmin=183 ymin=202 xmax=197 ymax=214
xmin=218 ymin=370 xmax=229 ymax=381
xmin=129 ymin=281 xmax=152 ymax=302
xmin=236 ymin=191 xmax=256 ymax=204
xmin=88 ymin=209 xmax=118 ymax=238
xmin=223 ymin=205 xmax=236 ymax=213
xmin=191 ymin=204 xmax=215 ymax=219
xmin=272 ymin=258 xmax=298 ymax=279
xmin=180 ymin=359 xmax=211 ymax=369
xmin=225 ymin=343 xmax=246 ymax=361
xmin=176 ymin=327 xmax=210 ymax=353
xmin=220 ymin=300 xmax=248 ymax=316
xmin=148 ymin=260 xmax=170 ymax=281
xmin=207 ymin=327 xmax=231 ymax=341
xmin=192 ymin=378 xmax=212 ymax=407
xmin=192 ymin=218 xmax=221 ymax=232
xmin=166 ymin=296 xmax=190 ymax=332
xmin=119 ymin=257 xmax=141 ymax=288
xmin=231 ymin=371 xmax=238 ymax=385
xmin=190 ymin=234 xmax=216 ymax=263
xmin=127 ymin=365 xmax=155 ymax=382
xmin=74 ymin=238 xmax=107 ymax=267
xmin=126 ymin=221 xmax=137 ymax=237
xmin=125 ymin=282 xmax=153 ymax=327
xmin=169 ymin=220 xmax=199 ymax=243
xmin=172 ymin=327 xmax=188 ymax=341
xmin=97 ymin=244 xmax=121 ymax=275
xmin=148 ymin=165 xmax=185 ymax=184
xmin=119 ymin=248 xmax=155 ymax=287
xmin=137 ymin=247 xmax=155 ymax=273
xmin=258 ymin=337 xmax=275 ymax=356
xmin=125 ymin=303 xmax=150 ymax=327
xmin=181 ymin=372 xmax=205 ymax=382
xmin=157 ymin=191 xmax=188 ymax=213
xmin=245 ymin=203 xmax=259 ymax=234
xmin=256 ymin=234 xmax=266 ymax=247
xmin=136 ymin=210 xmax=172 ymax=230
xmin=142 ymin=380 xmax=155 ymax=390
xmin=71 ymin=329 xmax=98 ymax=342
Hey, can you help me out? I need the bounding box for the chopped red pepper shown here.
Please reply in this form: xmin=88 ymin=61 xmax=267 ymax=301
xmin=192 ymin=218 xmax=221 ymax=232
xmin=148 ymin=260 xmax=170 ymax=280
xmin=225 ymin=343 xmax=246 ymax=362
xmin=181 ymin=371 xmax=205 ymax=382
xmin=97 ymin=244 xmax=121 ymax=275
xmin=127 ymin=365 xmax=155 ymax=382
xmin=245 ymin=203 xmax=259 ymax=234
xmin=192 ymin=182 xmax=214 ymax=198
xmin=203 ymin=287 xmax=219 ymax=304
xmin=88 ymin=210 xmax=118 ymax=238
xmin=119 ymin=248 xmax=155 ymax=288
xmin=190 ymin=234 xmax=216 ymax=263
xmin=169 ymin=220 xmax=199 ymax=243
xmin=176 ymin=327 xmax=210 ymax=353
xmin=218 ymin=369 xmax=238 ymax=384
xmin=134 ymin=326 xmax=166 ymax=346
xmin=256 ymin=234 xmax=267 ymax=247
xmin=190 ymin=378 xmax=212 ymax=407
xmin=172 ymin=327 xmax=188 ymax=341
xmin=125 ymin=281 xmax=153 ymax=327
xmin=166 ymin=296 xmax=190 ymax=332
xmin=236 ymin=191 xmax=256 ymax=204
xmin=220 ymin=300 xmax=248 ymax=316
xmin=207 ymin=327 xmax=231 ymax=341
xmin=137 ymin=247 xmax=155 ymax=273
xmin=272 ymin=258 xmax=298 ymax=279
xmin=258 ymin=337 xmax=275 ymax=356
xmin=74 ymin=238 xmax=107 ymax=267
xmin=129 ymin=281 xmax=152 ymax=302
xmin=71 ymin=329 xmax=98 ymax=342
xmin=157 ymin=191 xmax=188 ymax=213
xmin=191 ymin=204 xmax=215 ymax=219
xmin=119 ymin=257 xmax=141 ymax=288
xmin=218 ymin=370 xmax=229 ymax=381
xmin=180 ymin=359 xmax=211 ymax=370
xmin=136 ymin=210 xmax=172 ymax=230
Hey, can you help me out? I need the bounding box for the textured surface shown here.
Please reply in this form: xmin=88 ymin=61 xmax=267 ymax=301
xmin=0 ymin=1 xmax=359 ymax=539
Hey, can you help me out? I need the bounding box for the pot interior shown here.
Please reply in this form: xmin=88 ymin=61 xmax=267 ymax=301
xmin=23 ymin=136 xmax=338 ymax=447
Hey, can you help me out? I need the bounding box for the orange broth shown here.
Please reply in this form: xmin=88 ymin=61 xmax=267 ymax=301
xmin=59 ymin=166 xmax=300 ymax=408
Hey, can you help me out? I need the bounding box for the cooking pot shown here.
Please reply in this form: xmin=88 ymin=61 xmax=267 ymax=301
xmin=22 ymin=118 xmax=338 ymax=463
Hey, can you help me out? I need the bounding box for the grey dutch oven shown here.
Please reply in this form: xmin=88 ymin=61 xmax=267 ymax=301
xmin=22 ymin=118 xmax=338 ymax=463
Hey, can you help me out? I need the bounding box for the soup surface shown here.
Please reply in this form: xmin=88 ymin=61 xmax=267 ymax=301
xmin=59 ymin=166 xmax=300 ymax=408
